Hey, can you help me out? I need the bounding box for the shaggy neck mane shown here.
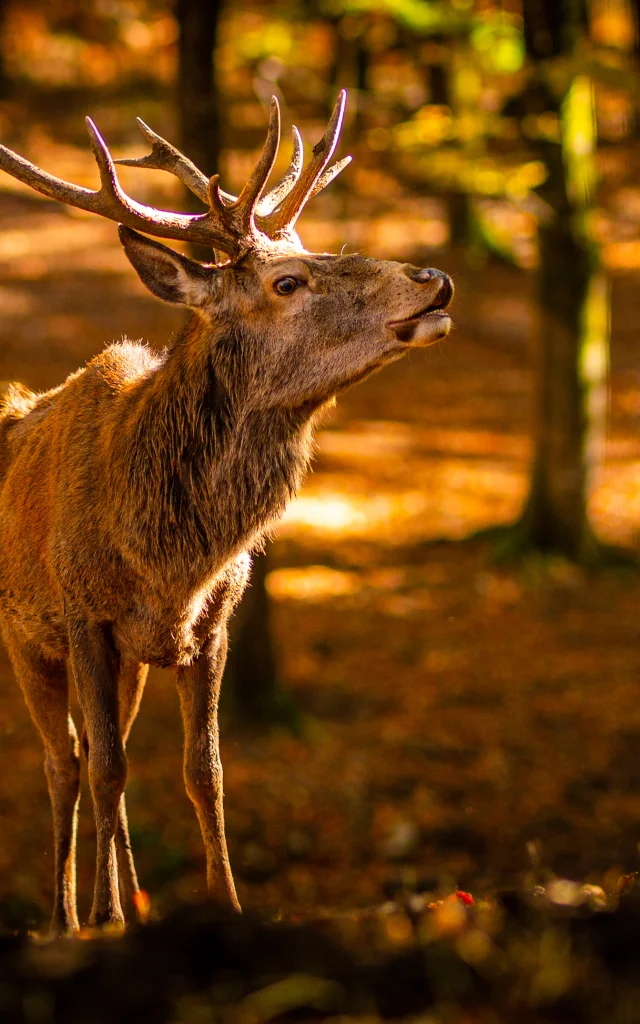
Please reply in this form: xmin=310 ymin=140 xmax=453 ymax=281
xmin=110 ymin=317 xmax=316 ymax=575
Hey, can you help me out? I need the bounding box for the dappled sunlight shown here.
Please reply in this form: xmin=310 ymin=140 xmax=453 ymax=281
xmin=279 ymin=460 xmax=526 ymax=544
xmin=278 ymin=421 xmax=530 ymax=544
xmin=603 ymin=239 xmax=640 ymax=271
xmin=2 ymin=7 xmax=177 ymax=89
xmin=292 ymin=211 xmax=449 ymax=259
xmin=280 ymin=494 xmax=370 ymax=535
xmin=0 ymin=285 xmax=33 ymax=318
xmin=276 ymin=414 xmax=640 ymax=548
xmin=318 ymin=424 xmax=529 ymax=461
xmin=591 ymin=461 xmax=640 ymax=545
xmin=279 ymin=454 xmax=640 ymax=550
xmin=0 ymin=218 xmax=115 ymax=265
xmin=267 ymin=566 xmax=361 ymax=602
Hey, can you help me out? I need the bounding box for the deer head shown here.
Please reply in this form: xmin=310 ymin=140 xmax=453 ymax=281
xmin=0 ymin=92 xmax=453 ymax=414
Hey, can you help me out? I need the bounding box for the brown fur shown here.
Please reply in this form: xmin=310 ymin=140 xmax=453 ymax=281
xmin=0 ymin=225 xmax=452 ymax=932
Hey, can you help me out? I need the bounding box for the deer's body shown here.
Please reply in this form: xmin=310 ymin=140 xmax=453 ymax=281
xmin=0 ymin=334 xmax=299 ymax=668
xmin=0 ymin=95 xmax=453 ymax=931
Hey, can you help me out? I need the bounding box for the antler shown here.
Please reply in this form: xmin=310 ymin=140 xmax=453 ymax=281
xmin=0 ymin=94 xmax=351 ymax=259
xmin=0 ymin=118 xmax=246 ymax=257
xmin=116 ymin=118 xmax=304 ymax=218
xmin=263 ymin=91 xmax=351 ymax=237
xmin=114 ymin=92 xmax=352 ymax=241
xmin=115 ymin=117 xmax=217 ymax=207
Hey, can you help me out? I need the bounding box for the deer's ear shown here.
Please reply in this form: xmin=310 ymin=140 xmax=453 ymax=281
xmin=118 ymin=225 xmax=214 ymax=307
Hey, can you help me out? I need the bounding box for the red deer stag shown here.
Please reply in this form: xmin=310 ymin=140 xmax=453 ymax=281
xmin=0 ymin=93 xmax=453 ymax=932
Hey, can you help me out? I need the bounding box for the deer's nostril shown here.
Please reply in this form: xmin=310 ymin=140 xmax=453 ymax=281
xmin=403 ymin=266 xmax=454 ymax=308
xmin=408 ymin=267 xmax=433 ymax=284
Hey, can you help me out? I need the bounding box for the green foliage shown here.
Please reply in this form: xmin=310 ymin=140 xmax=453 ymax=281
xmin=397 ymin=144 xmax=546 ymax=202
xmin=579 ymin=271 xmax=610 ymax=392
xmin=561 ymin=74 xmax=597 ymax=208
xmin=470 ymin=14 xmax=525 ymax=74
xmin=235 ymin=19 xmax=294 ymax=62
xmin=320 ymin=0 xmax=470 ymax=36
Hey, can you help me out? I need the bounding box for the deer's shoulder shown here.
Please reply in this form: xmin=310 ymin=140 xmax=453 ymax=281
xmin=87 ymin=339 xmax=163 ymax=394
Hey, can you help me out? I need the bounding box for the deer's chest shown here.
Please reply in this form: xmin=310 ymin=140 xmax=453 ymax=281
xmin=114 ymin=553 xmax=251 ymax=668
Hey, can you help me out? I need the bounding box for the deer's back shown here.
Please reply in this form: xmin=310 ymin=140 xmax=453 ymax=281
xmin=0 ymin=343 xmax=162 ymax=656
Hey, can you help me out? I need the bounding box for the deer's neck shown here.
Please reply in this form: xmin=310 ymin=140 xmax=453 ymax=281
xmin=116 ymin=319 xmax=315 ymax=575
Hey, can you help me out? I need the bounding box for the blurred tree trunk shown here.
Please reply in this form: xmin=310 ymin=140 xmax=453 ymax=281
xmin=176 ymin=0 xmax=292 ymax=725
xmin=428 ymin=43 xmax=473 ymax=247
xmin=176 ymin=0 xmax=221 ymax=266
xmin=508 ymin=0 xmax=610 ymax=563
xmin=632 ymin=0 xmax=640 ymax=134
xmin=225 ymin=551 xmax=275 ymax=717
xmin=223 ymin=550 xmax=298 ymax=728
xmin=330 ymin=15 xmax=369 ymax=131
xmin=0 ymin=0 xmax=9 ymax=99
xmin=176 ymin=0 xmax=221 ymax=188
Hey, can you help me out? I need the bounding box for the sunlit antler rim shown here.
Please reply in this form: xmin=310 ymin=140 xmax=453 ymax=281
xmin=263 ymin=90 xmax=350 ymax=237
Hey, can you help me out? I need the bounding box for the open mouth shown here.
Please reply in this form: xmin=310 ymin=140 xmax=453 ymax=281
xmin=387 ymin=275 xmax=454 ymax=344
xmin=389 ymin=275 xmax=454 ymax=328
xmin=399 ymin=305 xmax=450 ymax=322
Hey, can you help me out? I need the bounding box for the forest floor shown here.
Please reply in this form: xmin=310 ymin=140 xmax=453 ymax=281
xmin=0 ymin=175 xmax=638 ymax=939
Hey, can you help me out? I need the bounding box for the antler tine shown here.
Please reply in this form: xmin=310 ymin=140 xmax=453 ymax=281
xmin=265 ymin=90 xmax=348 ymax=235
xmin=83 ymin=118 xmax=239 ymax=253
xmin=116 ymin=116 xmax=306 ymax=222
xmin=233 ymin=96 xmax=281 ymax=231
xmin=256 ymin=125 xmax=303 ymax=217
xmin=0 ymin=120 xmax=243 ymax=256
xmin=307 ymin=155 xmax=352 ymax=202
xmin=0 ymin=135 xmax=100 ymax=211
xmin=85 ymin=116 xmax=126 ymax=198
xmin=115 ymin=118 xmax=237 ymax=208
xmin=209 ymin=122 xmax=304 ymax=221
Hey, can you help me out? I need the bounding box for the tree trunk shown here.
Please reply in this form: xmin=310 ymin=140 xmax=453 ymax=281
xmin=227 ymin=551 xmax=275 ymax=716
xmin=0 ymin=0 xmax=9 ymax=100
xmin=425 ymin=38 xmax=473 ymax=248
xmin=175 ymin=0 xmax=290 ymax=725
xmin=176 ymin=0 xmax=221 ymax=183
xmin=522 ymin=168 xmax=608 ymax=559
xmin=512 ymin=0 xmax=609 ymax=562
xmin=223 ymin=550 xmax=297 ymax=727
xmin=176 ymin=0 xmax=222 ymax=261
xmin=330 ymin=15 xmax=369 ymax=131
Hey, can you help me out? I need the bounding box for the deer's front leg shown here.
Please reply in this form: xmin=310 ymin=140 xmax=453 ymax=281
xmin=116 ymin=659 xmax=149 ymax=920
xmin=68 ymin=618 xmax=127 ymax=927
xmin=176 ymin=627 xmax=240 ymax=912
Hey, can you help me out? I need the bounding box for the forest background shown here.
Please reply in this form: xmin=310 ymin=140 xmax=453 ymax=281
xmin=0 ymin=0 xmax=638 ymax=929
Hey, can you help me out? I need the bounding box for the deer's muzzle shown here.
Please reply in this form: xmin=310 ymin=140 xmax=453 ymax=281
xmin=388 ymin=269 xmax=454 ymax=345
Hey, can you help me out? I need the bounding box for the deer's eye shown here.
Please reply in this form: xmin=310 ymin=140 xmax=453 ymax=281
xmin=273 ymin=277 xmax=299 ymax=296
